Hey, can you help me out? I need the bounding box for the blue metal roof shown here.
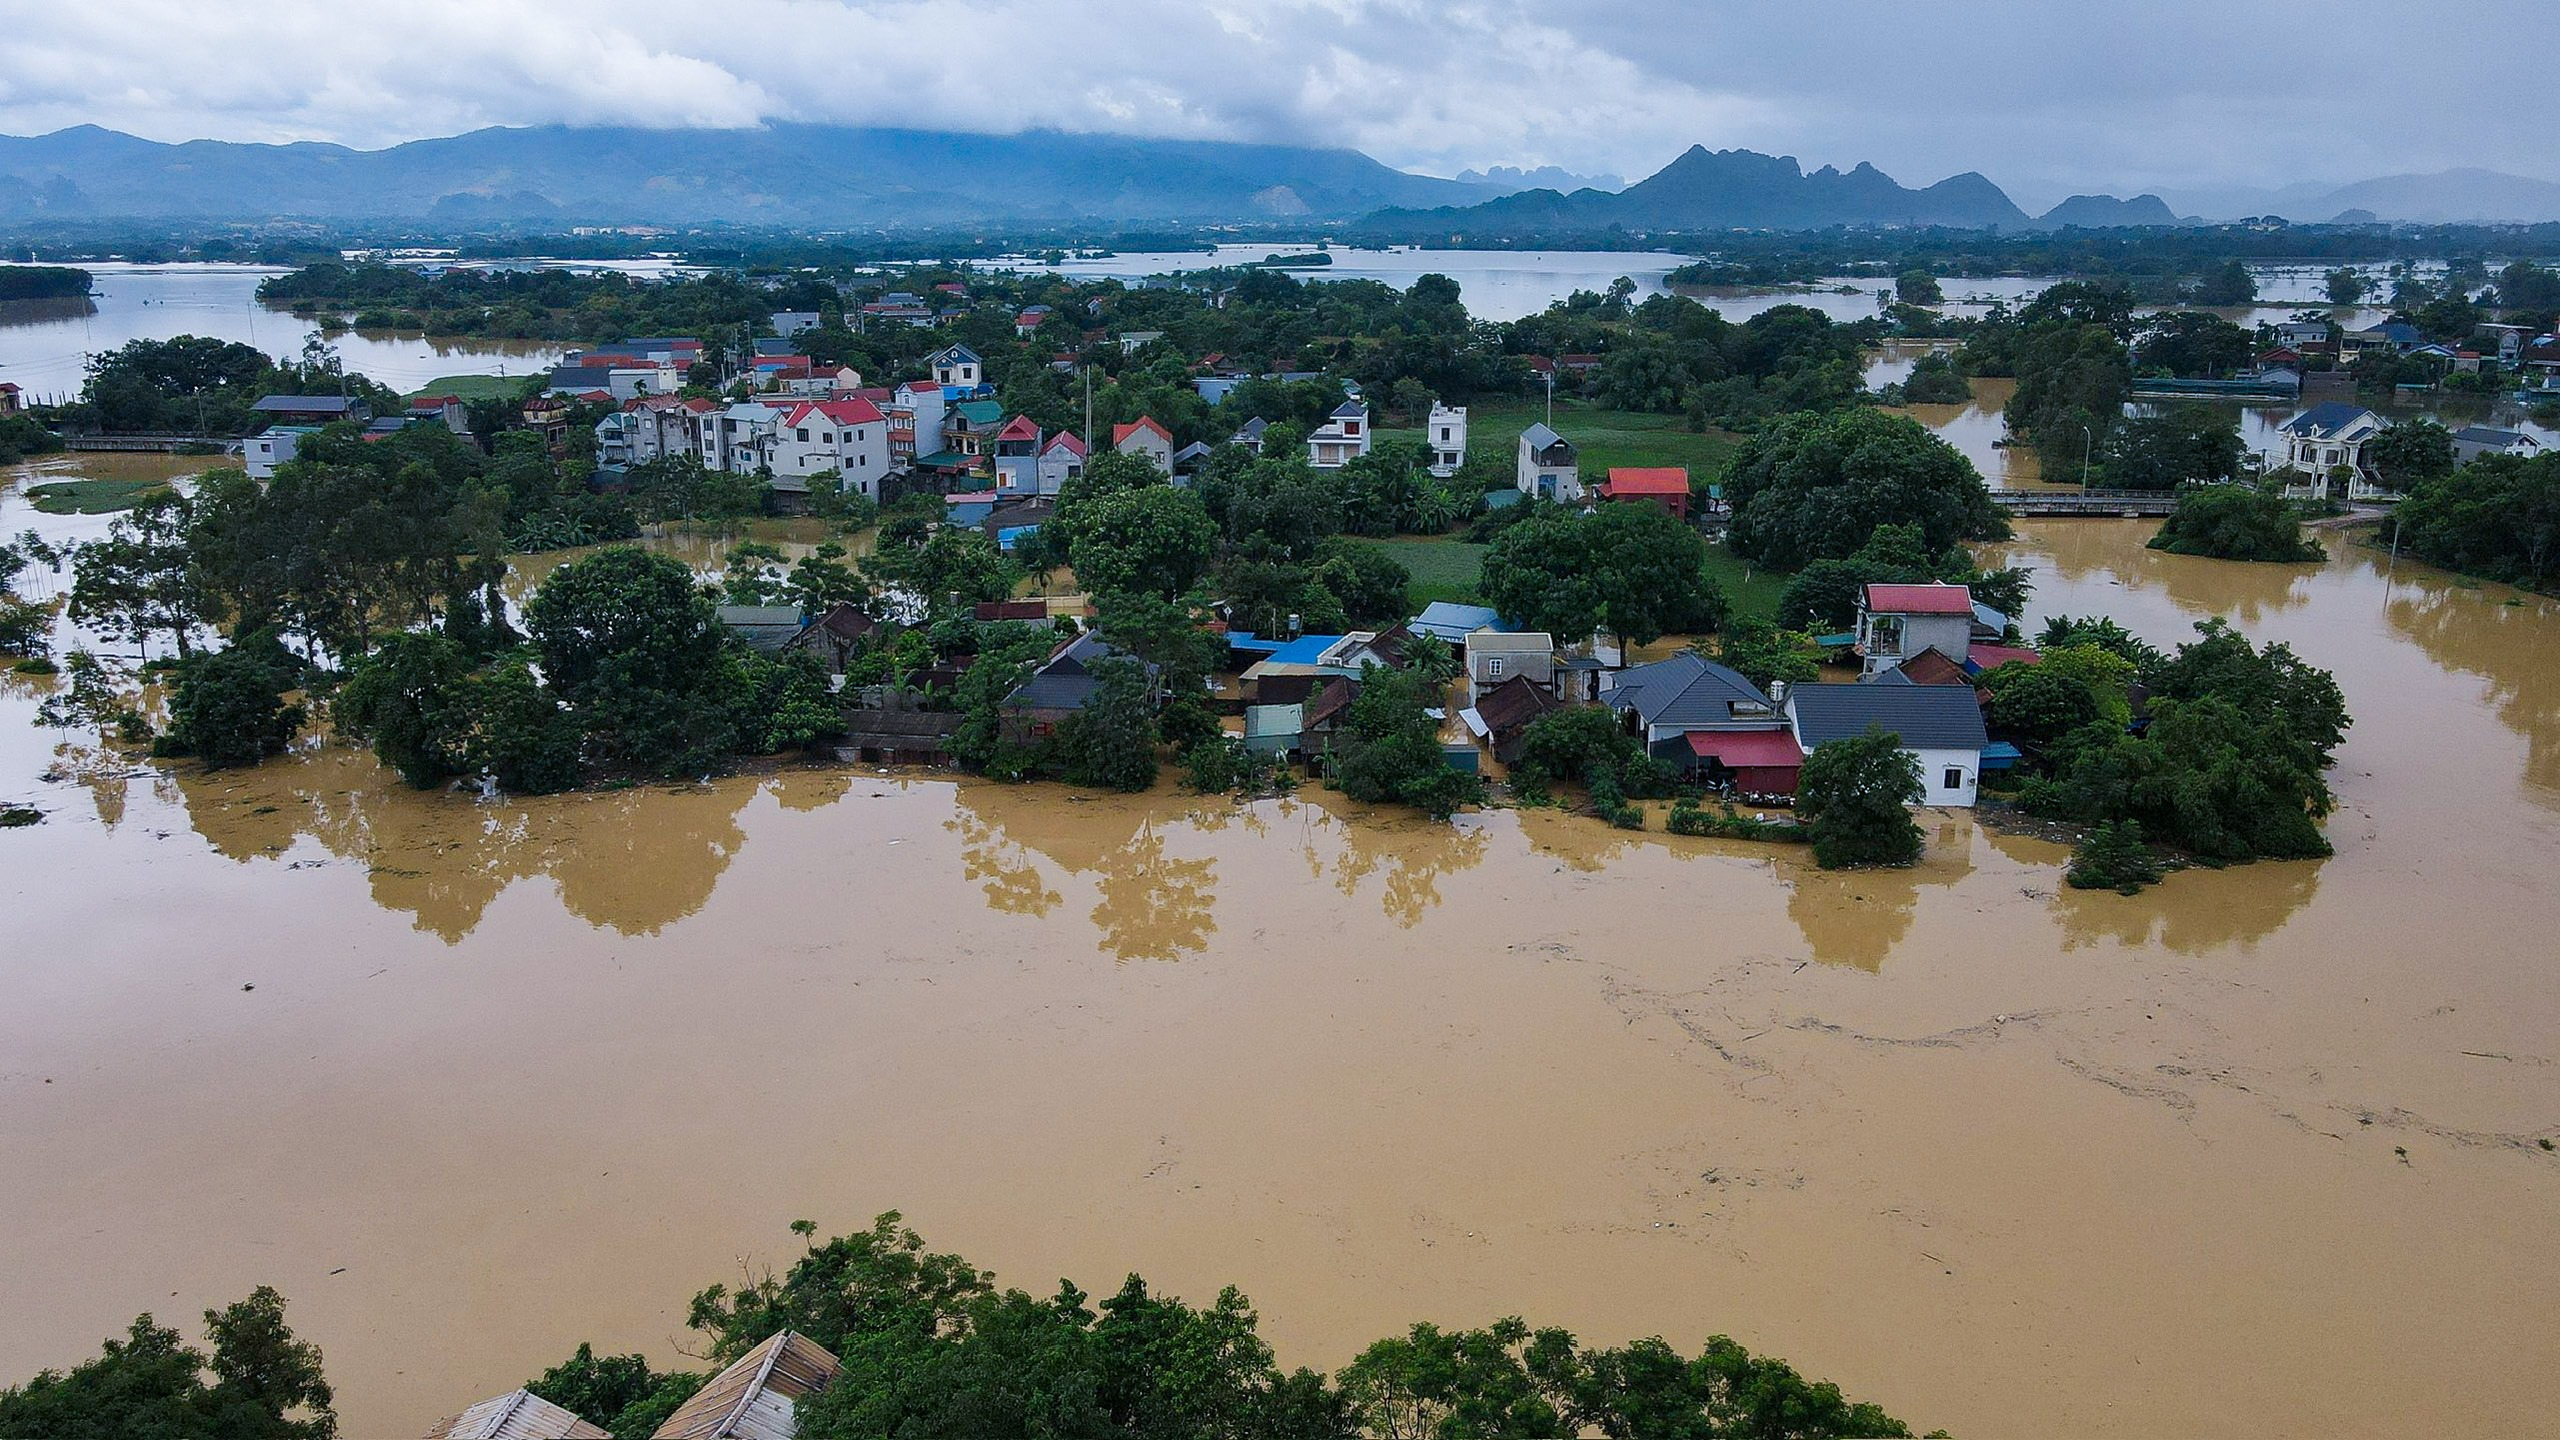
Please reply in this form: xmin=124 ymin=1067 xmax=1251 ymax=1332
xmin=1261 ymin=634 xmax=1349 ymax=666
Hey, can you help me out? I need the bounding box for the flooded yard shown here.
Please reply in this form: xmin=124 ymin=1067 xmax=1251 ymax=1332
xmin=3 ymin=497 xmax=2558 ymax=1436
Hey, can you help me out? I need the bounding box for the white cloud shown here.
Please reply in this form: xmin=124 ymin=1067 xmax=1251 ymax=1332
xmin=0 ymin=0 xmax=2548 ymax=196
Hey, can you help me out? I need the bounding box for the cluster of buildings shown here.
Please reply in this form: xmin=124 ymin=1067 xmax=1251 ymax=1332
xmin=2274 ymin=401 xmax=2541 ymax=501
xmin=242 ymin=392 xmax=472 ymax=479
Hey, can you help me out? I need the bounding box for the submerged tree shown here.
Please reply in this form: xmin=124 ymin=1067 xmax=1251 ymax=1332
xmin=1796 ymin=727 xmax=1926 ymax=869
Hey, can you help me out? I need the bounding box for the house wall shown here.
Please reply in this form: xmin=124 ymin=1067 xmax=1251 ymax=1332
xmin=1119 ymin=431 xmax=1173 ymax=473
xmin=1861 ymin=612 xmax=1972 ymax=677
xmin=1911 ymin=746 xmax=1980 ymax=806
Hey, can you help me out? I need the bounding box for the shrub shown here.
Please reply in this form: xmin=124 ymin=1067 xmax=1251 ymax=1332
xmin=2067 ymin=819 xmax=2165 ymax=894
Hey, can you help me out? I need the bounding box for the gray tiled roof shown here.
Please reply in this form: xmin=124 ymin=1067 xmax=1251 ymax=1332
xmin=1605 ymin=653 xmax=1774 ymax=729
xmin=1789 ymin=683 xmax=1989 ymax=751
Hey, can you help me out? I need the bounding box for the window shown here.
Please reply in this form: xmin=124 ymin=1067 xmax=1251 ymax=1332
xmin=797 ymin=428 xmax=809 ymax=441
xmin=1488 ymin=657 xmax=1506 ymax=677
xmin=1943 ymin=767 xmax=1964 ymax=791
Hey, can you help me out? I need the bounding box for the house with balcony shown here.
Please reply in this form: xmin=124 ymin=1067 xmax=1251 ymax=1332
xmin=1308 ymin=401 xmax=1372 ymax=469
xmin=1855 ymin=583 xmax=1976 ymax=679
xmin=927 ymin=343 xmax=985 ymax=391
xmin=1515 ymin=422 xmax=1581 ymax=501
xmin=1426 ymin=402 xmax=1468 ymax=477
xmin=771 ymin=396 xmax=891 ymax=500
xmin=991 ymin=414 xmax=1044 ymax=495
xmin=2277 ymin=402 xmax=2388 ymax=499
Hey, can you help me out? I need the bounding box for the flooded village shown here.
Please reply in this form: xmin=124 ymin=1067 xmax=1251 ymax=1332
xmin=6 ymin=60 xmax=2560 ymax=1439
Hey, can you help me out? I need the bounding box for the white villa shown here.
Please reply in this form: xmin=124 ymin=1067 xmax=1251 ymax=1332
xmin=1309 ymin=400 xmax=1372 ymax=469
xmin=1426 ymin=401 xmax=1467 ymax=478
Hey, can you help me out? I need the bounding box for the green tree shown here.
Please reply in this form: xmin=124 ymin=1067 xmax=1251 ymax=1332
xmin=1483 ymin=504 xmax=1723 ymax=645
xmin=2099 ymin=406 xmax=2246 ymax=492
xmin=68 ymin=491 xmax=203 ymax=660
xmin=1893 ymin=269 xmax=1944 ymax=306
xmin=2136 ymin=311 xmax=2253 ymax=378
xmin=525 ymin=547 xmax=741 ymax=775
xmin=1796 ymin=727 xmax=1925 ymax=869
xmin=0 ymin=1286 xmax=335 ymax=1440
xmin=2366 ymin=419 xmax=2455 ymax=492
xmin=528 ymin=1345 xmax=704 ymax=1440
xmin=2146 ymin=486 xmax=2322 ymax=562
xmin=334 ymin=631 xmax=471 ymax=788
xmin=2189 ymin=259 xmax=2256 ymax=306
xmin=1725 ymin=409 xmax=2008 ymax=569
xmin=1713 ymin=616 xmax=1822 ymax=692
xmin=2324 ymin=268 xmax=2368 ymax=306
xmin=2392 ymin=451 xmax=2560 ymax=584
xmin=1070 ymin=487 xmax=1216 ymax=601
xmin=1054 ymin=657 xmax=1160 ymax=792
xmin=2067 ymin=820 xmax=2164 ymax=894
xmin=157 ymin=630 xmax=305 ymax=770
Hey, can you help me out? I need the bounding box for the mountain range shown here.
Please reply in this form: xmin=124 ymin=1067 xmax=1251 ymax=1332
xmin=0 ymin=123 xmax=2553 ymax=232
xmin=2157 ymin=168 xmax=2560 ymax=224
xmin=0 ymin=123 xmax=1493 ymax=226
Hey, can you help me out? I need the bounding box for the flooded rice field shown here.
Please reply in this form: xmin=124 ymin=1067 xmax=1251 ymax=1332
xmin=3 ymin=458 xmax=2559 ymax=1434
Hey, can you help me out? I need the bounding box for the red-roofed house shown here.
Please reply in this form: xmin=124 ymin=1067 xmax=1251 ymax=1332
xmin=1037 ymin=431 xmax=1087 ymax=494
xmin=1112 ymin=416 xmax=1174 ymax=474
xmin=993 ymin=414 xmax=1044 ymax=496
xmin=0 ymin=381 xmax=21 ymax=414
xmin=1596 ymin=466 xmax=1691 ymax=518
xmin=772 ymin=396 xmax=891 ymax=499
xmin=1857 ymin=583 xmax=1976 ymax=678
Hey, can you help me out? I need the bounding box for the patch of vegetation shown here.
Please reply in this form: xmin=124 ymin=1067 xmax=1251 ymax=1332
xmin=403 ymin=374 xmax=532 ymax=403
xmin=1798 ymin=727 xmax=1926 ymax=869
xmin=2067 ymin=819 xmax=2166 ymax=893
xmin=2147 ymin=485 xmax=2323 ymax=562
xmin=25 ymin=477 xmax=176 ymax=514
xmin=0 ymin=804 xmax=41 ymax=827
xmin=1667 ymin=798 xmax=1807 ymax=841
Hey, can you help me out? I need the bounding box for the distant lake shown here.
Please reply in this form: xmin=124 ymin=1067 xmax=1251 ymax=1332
xmin=982 ymin=245 xmax=1704 ymax=322
xmin=0 ymin=263 xmax=566 ymax=403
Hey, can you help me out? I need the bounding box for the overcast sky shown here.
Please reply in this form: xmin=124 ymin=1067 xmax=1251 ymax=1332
xmin=1 ymin=0 xmax=2547 ymax=208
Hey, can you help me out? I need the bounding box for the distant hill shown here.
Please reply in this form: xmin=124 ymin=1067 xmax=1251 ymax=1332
xmin=1454 ymin=164 xmax=1627 ymax=194
xmin=0 ymin=123 xmax=1486 ymax=226
xmin=2160 ymin=168 xmax=2560 ymax=223
xmin=2039 ymin=193 xmax=2185 ymax=227
xmin=1361 ymin=146 xmax=2035 ymax=234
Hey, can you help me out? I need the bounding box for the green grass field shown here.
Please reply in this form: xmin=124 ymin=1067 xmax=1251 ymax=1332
xmin=1463 ymin=399 xmax=1744 ymax=481
xmin=405 ymin=374 xmax=531 ymax=403
xmin=25 ymin=477 xmax=175 ymax=514
xmin=1366 ymin=537 xmax=1488 ymax=607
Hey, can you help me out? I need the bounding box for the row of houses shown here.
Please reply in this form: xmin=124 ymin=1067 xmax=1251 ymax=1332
xmin=242 ymin=393 xmax=472 ymax=479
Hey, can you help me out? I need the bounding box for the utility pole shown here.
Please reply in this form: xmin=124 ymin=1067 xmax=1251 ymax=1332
xmin=2079 ymin=424 xmax=2093 ymax=495
xmin=1083 ymin=363 xmax=1093 ymax=462
xmin=1543 ymin=369 xmax=1554 ymax=430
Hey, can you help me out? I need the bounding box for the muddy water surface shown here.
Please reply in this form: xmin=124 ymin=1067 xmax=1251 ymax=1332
xmin=3 ymin=512 xmax=2558 ymax=1438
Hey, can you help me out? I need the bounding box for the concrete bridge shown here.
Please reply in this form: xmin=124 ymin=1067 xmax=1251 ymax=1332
xmin=58 ymin=434 xmax=237 ymax=454
xmin=1991 ymin=489 xmax=2177 ymax=518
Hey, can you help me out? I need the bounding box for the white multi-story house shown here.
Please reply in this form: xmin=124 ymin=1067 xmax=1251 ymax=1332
xmin=885 ymin=382 xmax=948 ymax=467
xmin=1308 ymin=401 xmax=1372 ymax=469
xmin=771 ymin=397 xmax=893 ymax=499
xmin=244 ymin=426 xmax=317 ymax=480
xmin=927 ymin=344 xmax=984 ymax=390
xmin=2278 ymin=402 xmax=2389 ymax=499
xmin=1425 ymin=402 xmax=1467 ymax=477
xmin=1516 ymin=422 xmax=1580 ymax=500
xmin=698 ymin=401 xmax=785 ymax=475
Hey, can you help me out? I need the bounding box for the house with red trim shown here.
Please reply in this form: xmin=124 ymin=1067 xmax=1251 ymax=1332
xmin=1037 ymin=431 xmax=1087 ymax=494
xmin=1855 ymin=583 xmax=1976 ymax=679
xmin=1596 ymin=466 xmax=1690 ymax=518
xmin=771 ymin=396 xmax=891 ymax=501
xmin=1113 ymin=415 xmax=1174 ymax=473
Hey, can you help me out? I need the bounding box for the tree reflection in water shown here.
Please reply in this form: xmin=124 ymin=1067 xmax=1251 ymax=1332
xmin=1293 ymin=793 xmax=1489 ymax=928
xmin=947 ymin=785 xmax=1219 ymax=962
xmin=1780 ymin=818 xmax=1970 ymax=972
xmin=2384 ymin=572 xmax=2560 ymax=802
xmin=171 ymin=742 xmax=759 ymax=942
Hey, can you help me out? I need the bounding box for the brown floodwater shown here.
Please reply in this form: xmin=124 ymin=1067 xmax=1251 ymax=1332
xmin=3 ymin=510 xmax=2558 ymax=1439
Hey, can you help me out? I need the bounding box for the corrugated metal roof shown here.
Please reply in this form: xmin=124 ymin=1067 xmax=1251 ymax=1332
xmin=428 ymin=1389 xmax=611 ymax=1439
xmin=1685 ymin=730 xmax=1805 ymax=767
xmin=1789 ymin=682 xmax=1990 ymax=751
xmin=651 ymin=1331 xmax=841 ymax=1440
xmin=1863 ymin=583 xmax=1974 ymax=615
